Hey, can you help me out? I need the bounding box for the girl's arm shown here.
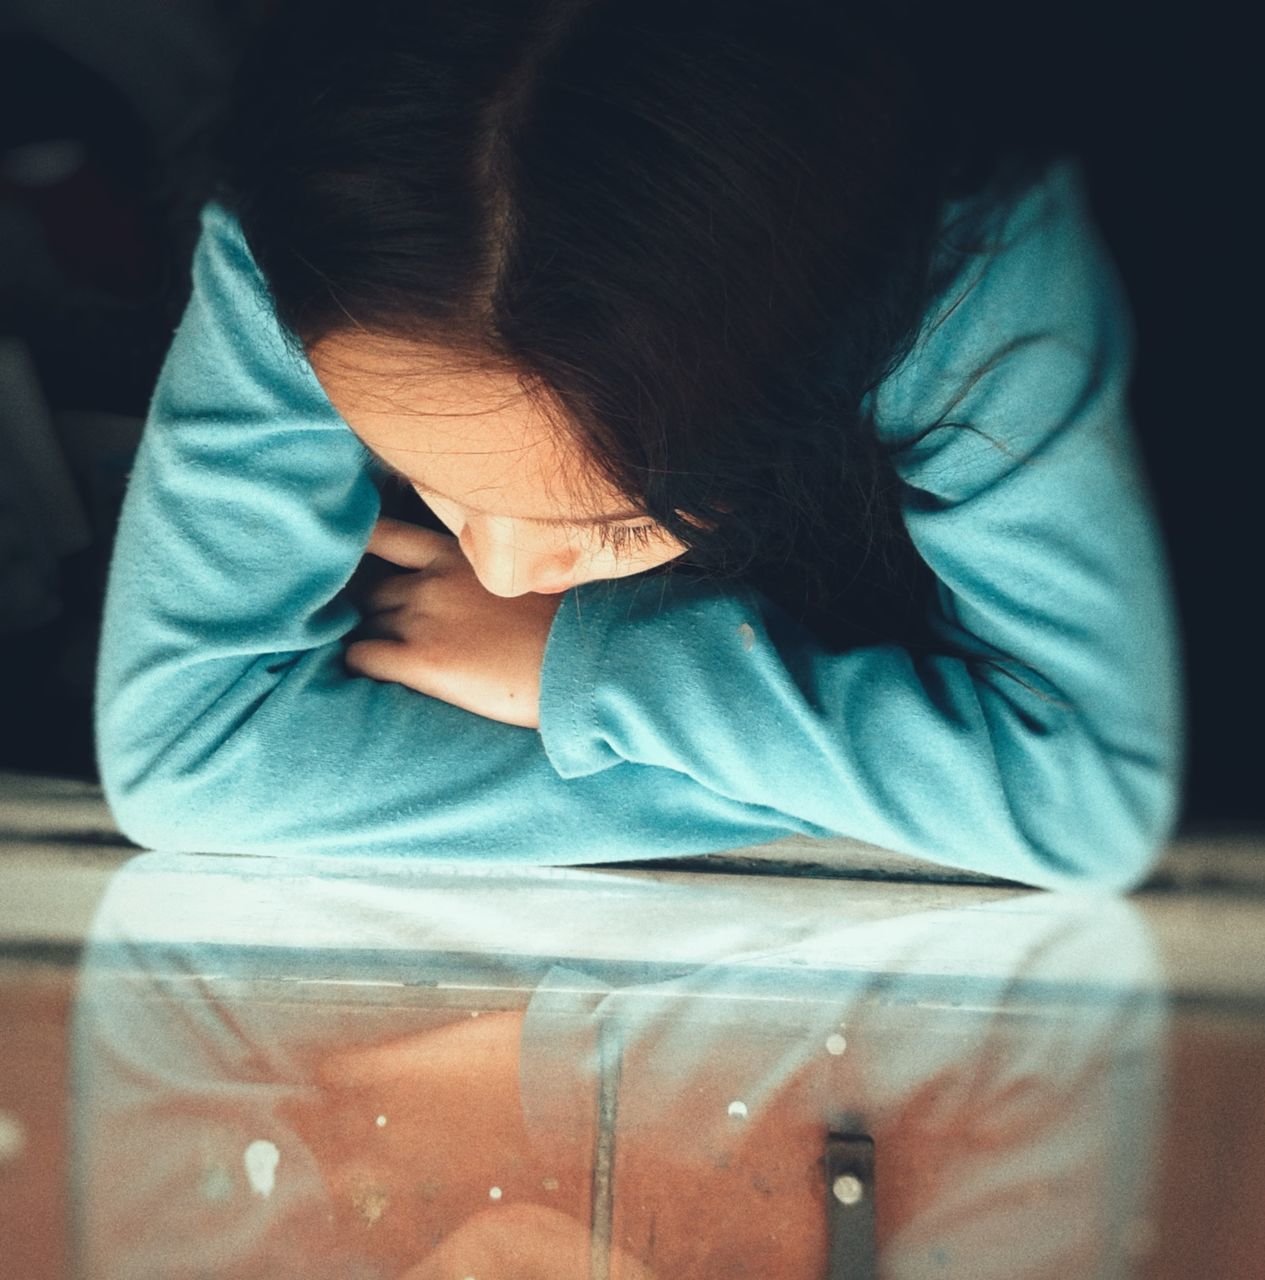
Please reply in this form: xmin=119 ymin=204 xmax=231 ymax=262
xmin=537 ymin=159 xmax=1184 ymax=890
xmin=98 ymin=160 xmax=1181 ymax=889
xmin=94 ymin=202 xmax=824 ymax=862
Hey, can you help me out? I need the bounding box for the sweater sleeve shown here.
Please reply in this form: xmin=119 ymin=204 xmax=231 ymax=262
xmin=93 ymin=201 xmax=835 ymax=862
xmin=537 ymin=159 xmax=1185 ymax=891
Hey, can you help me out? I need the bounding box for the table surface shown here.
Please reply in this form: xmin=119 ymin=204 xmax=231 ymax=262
xmin=2 ymin=770 xmax=1263 ymax=1279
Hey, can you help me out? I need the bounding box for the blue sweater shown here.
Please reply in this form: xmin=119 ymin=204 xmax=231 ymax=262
xmin=94 ymin=159 xmax=1183 ymax=889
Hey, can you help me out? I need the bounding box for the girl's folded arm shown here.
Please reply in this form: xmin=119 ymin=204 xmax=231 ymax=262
xmin=94 ymin=201 xmax=827 ymax=861
xmin=537 ymin=161 xmax=1185 ymax=891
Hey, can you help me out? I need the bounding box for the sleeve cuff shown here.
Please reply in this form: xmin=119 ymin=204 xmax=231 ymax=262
xmin=538 ymin=578 xmax=626 ymax=778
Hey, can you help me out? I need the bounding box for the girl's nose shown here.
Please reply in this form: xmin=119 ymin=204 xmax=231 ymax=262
xmin=459 ymin=521 xmax=580 ymax=598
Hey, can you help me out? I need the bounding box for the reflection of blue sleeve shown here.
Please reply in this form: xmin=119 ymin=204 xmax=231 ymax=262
xmin=539 ymin=159 xmax=1183 ymax=889
xmin=70 ymin=855 xmax=1165 ymax=1279
xmin=70 ymin=888 xmax=358 ymax=1278
xmin=518 ymin=894 xmax=1167 ymax=1280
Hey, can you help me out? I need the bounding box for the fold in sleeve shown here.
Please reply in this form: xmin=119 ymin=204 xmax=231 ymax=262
xmin=537 ymin=159 xmax=1184 ymax=890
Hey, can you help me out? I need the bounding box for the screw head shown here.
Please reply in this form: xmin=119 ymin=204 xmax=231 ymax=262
xmin=832 ymin=1174 xmax=864 ymax=1206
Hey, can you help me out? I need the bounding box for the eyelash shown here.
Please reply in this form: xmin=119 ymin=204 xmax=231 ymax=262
xmin=598 ymin=522 xmax=659 ymax=554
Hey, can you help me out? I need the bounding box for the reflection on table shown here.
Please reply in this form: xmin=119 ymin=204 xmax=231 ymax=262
xmin=71 ymin=854 xmax=1165 ymax=1279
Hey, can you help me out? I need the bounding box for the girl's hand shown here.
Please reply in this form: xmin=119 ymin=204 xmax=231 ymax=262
xmin=345 ymin=517 xmax=564 ymax=729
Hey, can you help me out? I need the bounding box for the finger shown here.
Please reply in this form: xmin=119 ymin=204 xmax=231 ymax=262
xmin=363 ymin=570 xmax=428 ymax=611
xmin=345 ymin=637 xmax=423 ymax=685
xmin=351 ymin=606 xmax=404 ymax=643
xmin=367 ymin=516 xmax=457 ymax=570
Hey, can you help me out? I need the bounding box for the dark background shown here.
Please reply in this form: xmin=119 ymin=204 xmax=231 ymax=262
xmin=0 ymin=2 xmax=1255 ymax=830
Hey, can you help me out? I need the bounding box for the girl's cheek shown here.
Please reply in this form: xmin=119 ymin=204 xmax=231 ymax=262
xmin=597 ymin=542 xmax=688 ymax=580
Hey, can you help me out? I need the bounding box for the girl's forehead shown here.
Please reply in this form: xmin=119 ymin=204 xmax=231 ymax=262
xmin=307 ymin=332 xmax=622 ymax=521
xmin=308 ymin=333 xmax=545 ymax=428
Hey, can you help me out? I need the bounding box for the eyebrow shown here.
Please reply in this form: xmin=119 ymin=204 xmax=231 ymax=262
xmin=361 ymin=443 xmax=650 ymax=526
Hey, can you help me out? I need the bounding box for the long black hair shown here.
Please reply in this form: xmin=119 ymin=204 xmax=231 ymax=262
xmin=195 ymin=0 xmax=1073 ymax=659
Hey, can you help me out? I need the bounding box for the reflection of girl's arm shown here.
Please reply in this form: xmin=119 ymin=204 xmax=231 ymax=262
xmin=71 ymin=947 xmax=354 ymax=1277
xmin=518 ymin=897 xmax=1164 ymax=1278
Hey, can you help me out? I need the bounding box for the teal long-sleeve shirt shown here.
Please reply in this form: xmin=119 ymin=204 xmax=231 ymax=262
xmin=94 ymin=158 xmax=1184 ymax=889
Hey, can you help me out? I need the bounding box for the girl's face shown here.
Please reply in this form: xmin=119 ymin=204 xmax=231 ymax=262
xmin=309 ymin=334 xmax=689 ymax=597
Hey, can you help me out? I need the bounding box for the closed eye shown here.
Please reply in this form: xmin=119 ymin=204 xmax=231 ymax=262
xmin=364 ymin=449 xmax=666 ymax=552
xmin=597 ymin=522 xmax=661 ymax=554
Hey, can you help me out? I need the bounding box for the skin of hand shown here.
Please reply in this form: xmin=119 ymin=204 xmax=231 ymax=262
xmin=278 ymin=1010 xmax=602 ymax=1278
xmin=345 ymin=516 xmax=564 ymax=729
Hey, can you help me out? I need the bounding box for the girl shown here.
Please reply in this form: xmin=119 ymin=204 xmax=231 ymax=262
xmin=95 ymin=0 xmax=1183 ymax=887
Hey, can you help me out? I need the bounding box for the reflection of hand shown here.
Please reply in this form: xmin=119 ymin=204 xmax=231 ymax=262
xmin=345 ymin=517 xmax=562 ymax=728
xmin=397 ymin=1203 xmax=658 ymax=1280
xmin=288 ymin=1003 xmax=839 ymax=1279
xmin=282 ymin=1010 xmax=593 ymax=1278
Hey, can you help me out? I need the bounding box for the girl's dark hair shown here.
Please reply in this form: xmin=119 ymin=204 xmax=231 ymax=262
xmin=199 ymin=0 xmax=1073 ymax=659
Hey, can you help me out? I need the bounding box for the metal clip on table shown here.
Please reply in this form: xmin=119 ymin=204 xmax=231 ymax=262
xmin=825 ymin=1127 xmax=877 ymax=1280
